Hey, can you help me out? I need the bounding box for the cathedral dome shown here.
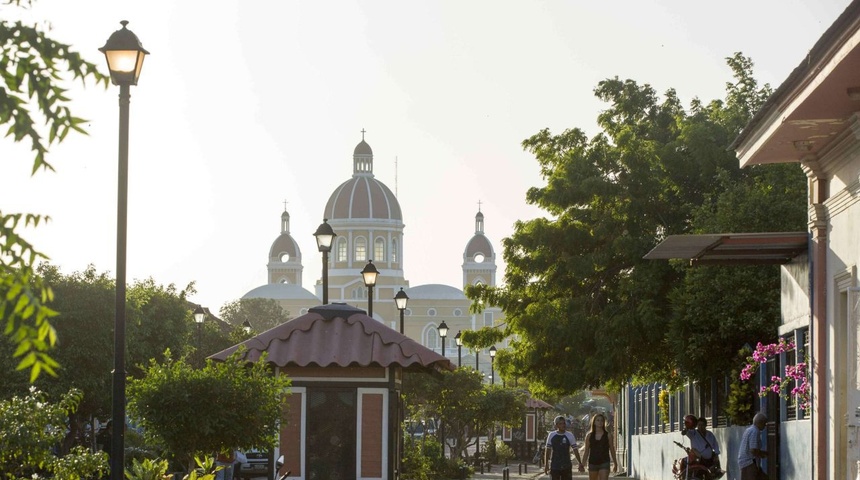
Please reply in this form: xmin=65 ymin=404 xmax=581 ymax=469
xmin=465 ymin=235 xmax=494 ymax=259
xmin=243 ymin=283 xmax=319 ymax=301
xmin=324 ymin=135 xmax=403 ymax=221
xmin=324 ymin=177 xmax=403 ymax=221
xmin=354 ymin=140 xmax=372 ymax=155
xmin=269 ymin=234 xmax=301 ymax=261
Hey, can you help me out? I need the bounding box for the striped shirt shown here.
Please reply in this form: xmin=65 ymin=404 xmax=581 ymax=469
xmin=737 ymin=425 xmax=761 ymax=469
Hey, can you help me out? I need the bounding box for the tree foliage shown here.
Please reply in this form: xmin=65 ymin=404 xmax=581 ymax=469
xmin=467 ymin=53 xmax=806 ymax=395
xmin=1 ymin=0 xmax=109 ymax=381
xmin=0 ymin=387 xmax=108 ymax=479
xmin=0 ymin=264 xmax=204 ymax=456
xmin=127 ymin=350 xmax=291 ymax=473
xmin=219 ymin=298 xmax=290 ymax=333
xmin=403 ymin=368 xmax=525 ymax=461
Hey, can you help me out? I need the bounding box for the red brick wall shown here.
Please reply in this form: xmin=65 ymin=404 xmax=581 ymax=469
xmin=360 ymin=393 xmax=383 ymax=478
xmin=280 ymin=392 xmax=303 ymax=475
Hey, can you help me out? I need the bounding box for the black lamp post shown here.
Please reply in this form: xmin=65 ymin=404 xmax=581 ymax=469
xmin=242 ymin=320 xmax=252 ymax=334
xmin=100 ymin=21 xmax=148 ymax=480
xmin=360 ymin=260 xmax=379 ymax=317
xmin=489 ymin=345 xmax=497 ymax=385
xmin=475 ymin=347 xmax=480 ymax=371
xmin=438 ymin=321 xmax=448 ymax=357
xmin=454 ymin=331 xmax=462 ymax=367
xmin=193 ymin=305 xmax=205 ymax=358
xmin=313 ymin=219 xmax=336 ymax=305
xmin=394 ymin=287 xmax=409 ymax=334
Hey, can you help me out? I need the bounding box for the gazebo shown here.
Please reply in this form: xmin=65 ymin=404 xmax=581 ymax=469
xmin=502 ymin=395 xmax=554 ymax=461
xmin=210 ymin=303 xmax=453 ymax=480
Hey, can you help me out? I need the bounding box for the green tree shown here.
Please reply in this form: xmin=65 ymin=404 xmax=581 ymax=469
xmin=1 ymin=0 xmax=109 ymax=381
xmin=0 ymin=387 xmax=108 ymax=479
xmin=467 ymin=53 xmax=805 ymax=394
xmin=403 ymin=368 xmax=525 ymax=461
xmin=219 ymin=298 xmax=291 ymax=333
xmin=0 ymin=265 xmax=200 ymax=455
xmin=127 ymin=350 xmax=291 ymax=473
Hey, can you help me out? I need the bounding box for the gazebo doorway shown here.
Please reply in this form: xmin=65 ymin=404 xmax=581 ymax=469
xmin=306 ymin=388 xmax=357 ymax=480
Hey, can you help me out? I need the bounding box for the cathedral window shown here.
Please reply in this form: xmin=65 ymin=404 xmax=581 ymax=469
xmin=279 ymin=252 xmax=291 ymax=262
xmin=428 ymin=308 xmax=437 ymax=317
xmin=392 ymin=239 xmax=398 ymax=263
xmin=483 ymin=311 xmax=493 ymax=327
xmin=337 ymin=238 xmax=347 ymax=262
xmin=355 ymin=237 xmax=367 ymax=262
xmin=375 ymin=238 xmax=385 ymax=264
xmin=424 ymin=327 xmax=439 ymax=350
xmin=453 ymin=308 xmax=462 ymax=317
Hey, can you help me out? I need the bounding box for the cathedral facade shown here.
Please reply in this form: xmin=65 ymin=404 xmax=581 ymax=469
xmin=242 ymin=135 xmax=504 ymax=380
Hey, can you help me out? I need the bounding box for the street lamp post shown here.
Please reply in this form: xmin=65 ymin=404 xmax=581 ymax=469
xmin=394 ymin=287 xmax=409 ymax=334
xmin=100 ymin=21 xmax=148 ymax=480
xmin=193 ymin=305 xmax=205 ymax=361
xmin=438 ymin=321 xmax=448 ymax=358
xmin=313 ymin=219 xmax=336 ymax=305
xmin=454 ymin=331 xmax=462 ymax=367
xmin=360 ymin=260 xmax=379 ymax=317
xmin=489 ymin=346 xmax=497 ymax=385
xmin=475 ymin=348 xmax=480 ymax=371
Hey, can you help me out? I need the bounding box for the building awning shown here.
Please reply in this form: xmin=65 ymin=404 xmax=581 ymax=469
xmin=643 ymin=232 xmax=809 ymax=266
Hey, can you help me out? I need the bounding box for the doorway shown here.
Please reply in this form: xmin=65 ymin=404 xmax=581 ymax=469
xmin=306 ymin=388 xmax=357 ymax=480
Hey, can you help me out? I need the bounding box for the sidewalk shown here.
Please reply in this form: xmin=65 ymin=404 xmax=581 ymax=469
xmin=469 ymin=463 xmax=589 ymax=480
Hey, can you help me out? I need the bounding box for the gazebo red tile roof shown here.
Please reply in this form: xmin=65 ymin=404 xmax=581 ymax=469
xmin=210 ymin=303 xmax=454 ymax=372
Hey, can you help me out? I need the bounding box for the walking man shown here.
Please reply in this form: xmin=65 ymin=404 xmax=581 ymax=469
xmin=738 ymin=412 xmax=768 ymax=480
xmin=544 ymin=415 xmax=585 ymax=480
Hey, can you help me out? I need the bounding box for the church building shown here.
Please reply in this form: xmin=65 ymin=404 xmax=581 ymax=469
xmin=241 ymin=134 xmax=505 ymax=380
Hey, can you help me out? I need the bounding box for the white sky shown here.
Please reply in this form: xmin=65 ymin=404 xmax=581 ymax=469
xmin=0 ymin=0 xmax=849 ymax=313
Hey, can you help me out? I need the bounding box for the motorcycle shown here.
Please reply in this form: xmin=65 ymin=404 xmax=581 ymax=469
xmin=275 ymin=455 xmax=291 ymax=480
xmin=671 ymin=441 xmax=725 ymax=480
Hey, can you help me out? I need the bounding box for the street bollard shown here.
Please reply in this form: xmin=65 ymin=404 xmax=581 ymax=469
xmin=502 ymin=467 xmax=509 ymax=480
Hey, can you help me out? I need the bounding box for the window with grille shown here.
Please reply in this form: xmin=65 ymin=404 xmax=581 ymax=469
xmin=374 ymin=238 xmax=385 ymax=264
xmin=337 ymin=238 xmax=347 ymax=262
xmin=354 ymin=237 xmax=367 ymax=262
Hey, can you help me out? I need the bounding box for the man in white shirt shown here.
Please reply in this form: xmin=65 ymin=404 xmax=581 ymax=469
xmin=544 ymin=415 xmax=584 ymax=480
xmin=738 ymin=413 xmax=768 ymax=480
xmin=683 ymin=416 xmax=721 ymax=469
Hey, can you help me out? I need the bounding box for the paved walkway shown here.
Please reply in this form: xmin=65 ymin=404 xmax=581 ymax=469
xmin=469 ymin=463 xmax=589 ymax=480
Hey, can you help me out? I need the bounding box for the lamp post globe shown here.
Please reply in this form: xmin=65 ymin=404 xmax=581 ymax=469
xmin=360 ymin=260 xmax=380 ymax=317
xmin=100 ymin=20 xmax=148 ymax=480
xmin=242 ymin=320 xmax=252 ymax=334
xmin=438 ymin=321 xmax=448 ymax=357
xmin=394 ymin=287 xmax=409 ymax=334
xmin=193 ymin=305 xmax=206 ymax=364
xmin=489 ymin=345 xmax=497 ymax=385
xmin=313 ymin=219 xmax=336 ymax=305
xmin=454 ymin=331 xmax=462 ymax=367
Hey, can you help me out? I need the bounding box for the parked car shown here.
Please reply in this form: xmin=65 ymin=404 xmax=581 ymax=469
xmin=237 ymin=450 xmax=269 ymax=479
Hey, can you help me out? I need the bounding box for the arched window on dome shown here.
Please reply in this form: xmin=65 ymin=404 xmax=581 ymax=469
xmin=337 ymin=237 xmax=347 ymax=262
xmin=355 ymin=237 xmax=367 ymax=262
xmin=424 ymin=325 xmax=439 ymax=351
xmin=279 ymin=277 xmax=290 ymax=284
xmin=392 ymin=239 xmax=398 ymax=263
xmin=374 ymin=238 xmax=385 ymax=264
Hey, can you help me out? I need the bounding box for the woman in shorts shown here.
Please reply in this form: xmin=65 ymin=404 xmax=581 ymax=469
xmin=580 ymin=413 xmax=617 ymax=480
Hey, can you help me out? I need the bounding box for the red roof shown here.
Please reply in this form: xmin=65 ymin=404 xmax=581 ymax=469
xmin=210 ymin=303 xmax=454 ymax=372
xmin=526 ymin=397 xmax=553 ymax=409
